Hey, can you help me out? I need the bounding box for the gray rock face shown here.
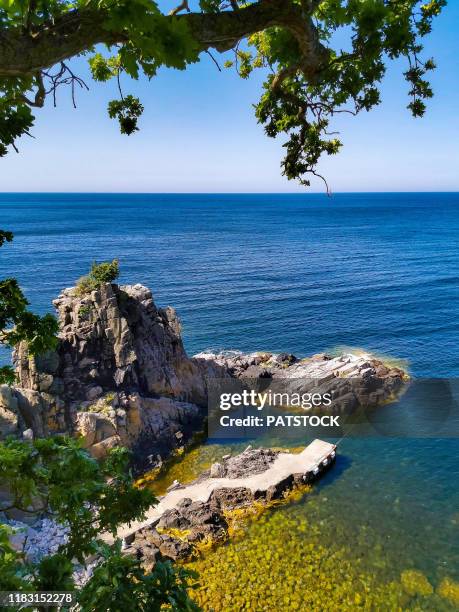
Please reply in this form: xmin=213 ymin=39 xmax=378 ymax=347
xmin=194 ymin=350 xmax=407 ymax=412
xmin=1 ymin=281 xmax=407 ymax=469
xmin=209 ymin=448 xmax=279 ymax=479
xmin=15 ymin=283 xmax=206 ymax=409
xmin=0 ymin=386 xmax=18 ymax=437
xmin=7 ymin=282 xmax=209 ymax=467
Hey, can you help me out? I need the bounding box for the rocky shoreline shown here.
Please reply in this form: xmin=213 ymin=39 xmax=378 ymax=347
xmin=0 ymin=279 xmax=410 ymax=587
xmin=122 ymin=440 xmax=336 ymax=569
xmin=5 ymin=441 xmax=336 ymax=576
xmin=0 ymin=281 xmax=407 ymax=473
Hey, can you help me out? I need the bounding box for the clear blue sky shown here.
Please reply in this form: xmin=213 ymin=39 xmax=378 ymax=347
xmin=1 ymin=2 xmax=458 ymax=193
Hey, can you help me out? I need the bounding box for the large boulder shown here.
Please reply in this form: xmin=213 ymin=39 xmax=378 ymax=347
xmin=73 ymin=393 xmax=203 ymax=467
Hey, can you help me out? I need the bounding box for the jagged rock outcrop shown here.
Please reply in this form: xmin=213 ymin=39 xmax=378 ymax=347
xmin=6 ymin=282 xmax=212 ymax=467
xmin=0 ymin=280 xmax=408 ymax=468
xmin=15 ymin=283 xmax=207 ymax=409
xmin=195 ymin=350 xmax=407 ymax=412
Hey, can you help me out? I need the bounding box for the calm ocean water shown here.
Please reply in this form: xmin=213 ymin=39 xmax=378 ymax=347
xmin=1 ymin=192 xmax=459 ymax=375
xmin=1 ymin=193 xmax=458 ymax=607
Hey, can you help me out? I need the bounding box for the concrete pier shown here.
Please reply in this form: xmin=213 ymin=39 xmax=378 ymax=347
xmin=110 ymin=439 xmax=336 ymax=542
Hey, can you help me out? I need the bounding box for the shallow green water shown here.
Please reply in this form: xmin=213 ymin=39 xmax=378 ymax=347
xmin=148 ymin=436 xmax=459 ymax=611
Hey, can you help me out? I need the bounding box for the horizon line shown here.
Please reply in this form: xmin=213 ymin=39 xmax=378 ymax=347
xmin=0 ymin=191 xmax=458 ymax=196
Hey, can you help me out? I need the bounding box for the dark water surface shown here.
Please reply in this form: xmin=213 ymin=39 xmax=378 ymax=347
xmin=1 ymin=193 xmax=458 ymax=609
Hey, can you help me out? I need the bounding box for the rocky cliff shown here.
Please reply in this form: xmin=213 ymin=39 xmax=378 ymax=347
xmin=2 ymin=282 xmax=214 ymax=470
xmin=15 ymin=282 xmax=207 ymax=408
xmin=0 ymin=280 xmax=407 ymax=470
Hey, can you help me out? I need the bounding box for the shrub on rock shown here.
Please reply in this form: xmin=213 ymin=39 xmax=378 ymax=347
xmin=75 ymin=259 xmax=120 ymax=296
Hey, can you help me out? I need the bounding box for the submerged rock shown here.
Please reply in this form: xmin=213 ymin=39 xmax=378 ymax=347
xmin=437 ymin=577 xmax=459 ymax=606
xmin=400 ymin=569 xmax=434 ymax=597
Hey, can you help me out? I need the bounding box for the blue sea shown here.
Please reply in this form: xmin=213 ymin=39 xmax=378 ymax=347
xmin=1 ymin=193 xmax=458 ymax=607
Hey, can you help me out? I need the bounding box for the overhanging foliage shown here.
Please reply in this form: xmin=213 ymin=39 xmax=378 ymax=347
xmin=0 ymin=1 xmax=446 ymax=185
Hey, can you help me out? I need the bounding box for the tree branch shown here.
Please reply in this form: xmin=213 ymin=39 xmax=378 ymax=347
xmin=271 ymin=64 xmax=300 ymax=91
xmin=18 ymin=71 xmax=45 ymax=107
xmin=0 ymin=1 xmax=329 ymax=79
xmin=170 ymin=0 xmax=190 ymax=16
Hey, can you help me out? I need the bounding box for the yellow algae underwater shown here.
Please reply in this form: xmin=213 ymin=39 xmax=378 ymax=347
xmin=143 ymin=441 xmax=245 ymax=496
xmin=184 ymin=507 xmax=454 ymax=611
xmin=186 ymin=534 xmax=401 ymax=609
xmin=438 ymin=577 xmax=459 ymax=607
xmin=142 ymin=442 xmax=458 ymax=611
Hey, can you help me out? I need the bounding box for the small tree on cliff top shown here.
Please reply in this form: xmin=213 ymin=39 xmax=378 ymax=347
xmin=0 ymin=0 xmax=446 ymax=189
xmin=75 ymin=259 xmax=120 ymax=295
xmin=0 ymin=251 xmax=120 ymax=386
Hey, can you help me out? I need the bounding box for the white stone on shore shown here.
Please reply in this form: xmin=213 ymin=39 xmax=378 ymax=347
xmin=5 ymin=517 xmax=69 ymax=563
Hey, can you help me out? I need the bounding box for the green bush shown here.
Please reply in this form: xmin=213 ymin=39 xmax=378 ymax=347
xmin=78 ymin=305 xmax=92 ymax=319
xmin=0 ymin=230 xmax=58 ymax=385
xmin=75 ymin=259 xmax=119 ymax=295
xmin=0 ymin=437 xmax=200 ymax=609
xmin=90 ymin=259 xmax=120 ymax=284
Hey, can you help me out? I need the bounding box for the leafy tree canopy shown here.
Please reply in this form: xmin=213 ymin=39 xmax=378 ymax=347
xmin=0 ymin=0 xmax=446 ymax=187
xmin=0 ymin=436 xmax=199 ymax=610
xmin=0 ymin=231 xmax=58 ymax=385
